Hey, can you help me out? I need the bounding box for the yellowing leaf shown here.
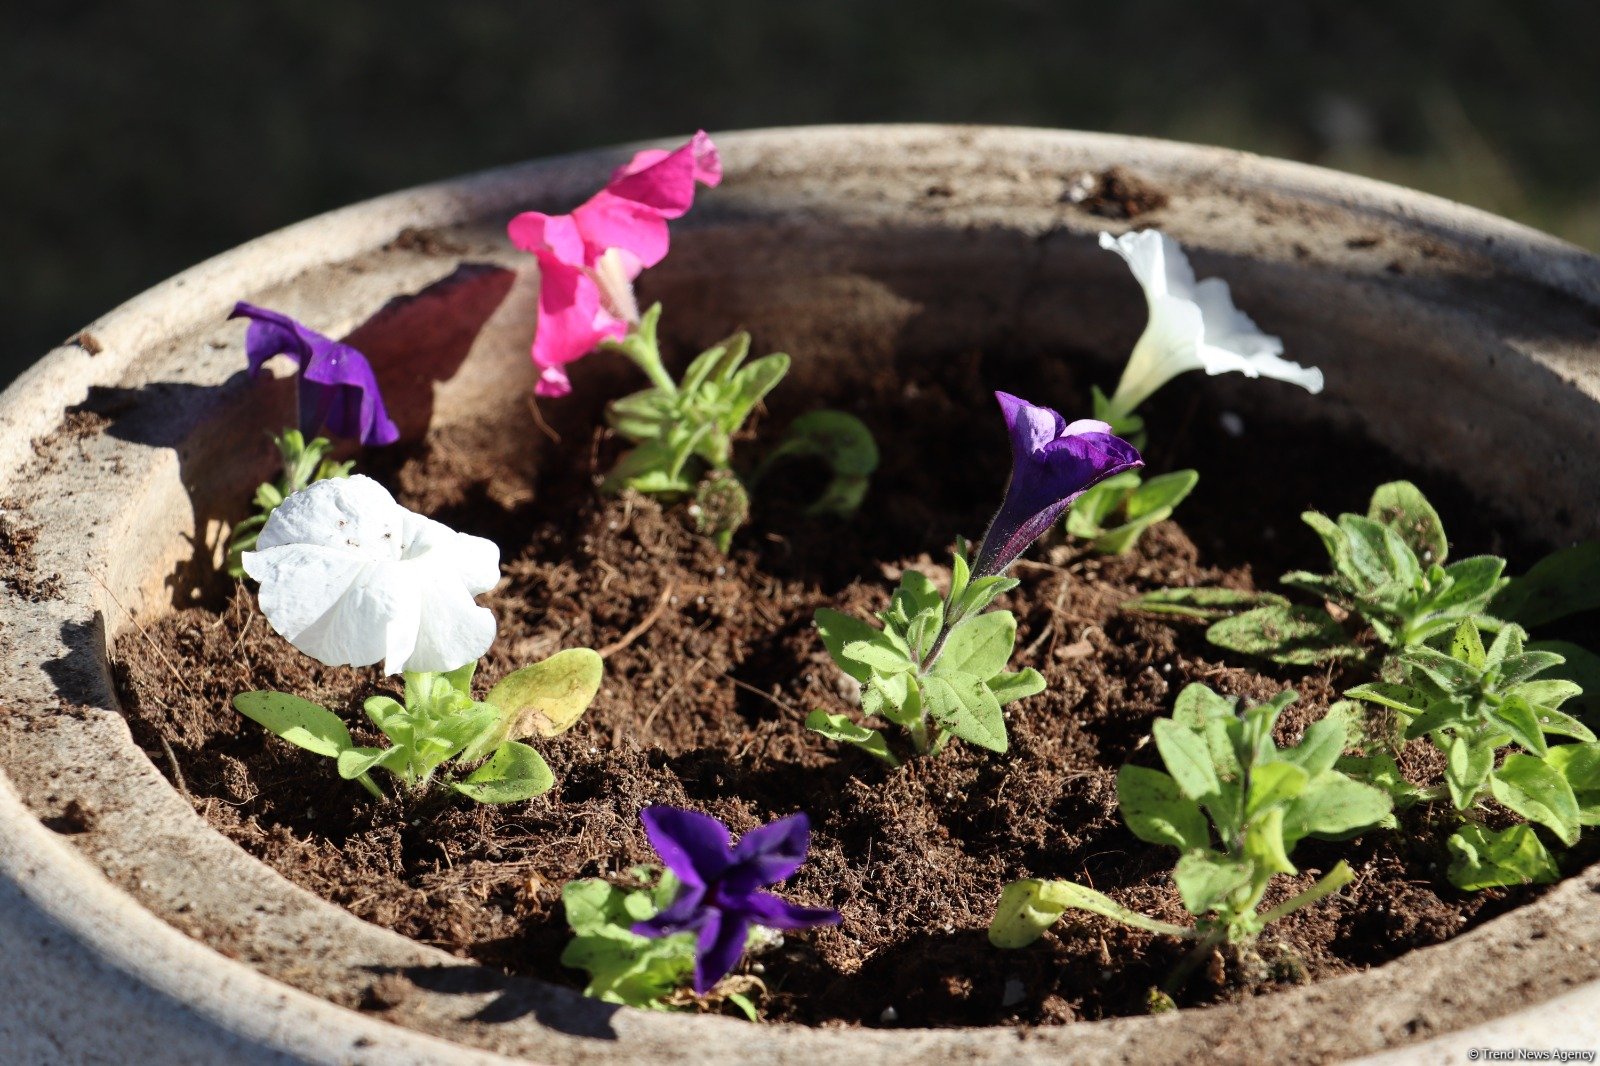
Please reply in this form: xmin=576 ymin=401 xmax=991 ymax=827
xmin=487 ymin=648 xmax=604 ymax=740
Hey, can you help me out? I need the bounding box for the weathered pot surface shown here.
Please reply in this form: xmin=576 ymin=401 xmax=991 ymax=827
xmin=3 ymin=125 xmax=1599 ymax=1064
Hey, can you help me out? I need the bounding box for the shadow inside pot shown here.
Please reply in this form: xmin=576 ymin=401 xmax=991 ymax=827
xmin=362 ymin=962 xmax=621 ymax=1039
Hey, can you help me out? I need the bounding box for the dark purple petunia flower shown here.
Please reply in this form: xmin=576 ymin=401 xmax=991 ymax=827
xmin=632 ymin=806 xmax=840 ymax=995
xmin=231 ymin=302 xmax=400 ymax=447
xmin=972 ymin=391 xmax=1143 ymax=576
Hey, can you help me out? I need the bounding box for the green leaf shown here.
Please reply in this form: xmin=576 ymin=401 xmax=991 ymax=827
xmin=1247 ymin=761 xmax=1310 ymax=817
xmin=954 ymin=575 xmax=1019 ymax=618
xmin=336 ymin=745 xmax=398 ymax=781
xmin=233 ymin=692 xmax=352 ymax=758
xmin=754 ymin=410 xmax=879 ymax=518
xmin=1339 ymin=514 xmax=1420 ymax=588
xmin=1173 ymin=851 xmax=1253 ymax=916
xmin=1152 ymin=718 xmax=1221 ymax=803
xmin=1288 ymin=772 xmax=1393 ymax=840
xmin=605 ymin=388 xmax=676 ymax=443
xmin=1336 ymin=752 xmax=1425 ymax=809
xmin=987 ymin=668 xmax=1046 ymax=705
xmin=922 ymin=672 xmax=1008 ymax=753
xmin=842 ymin=637 xmax=915 ymax=676
xmin=1283 ymin=715 xmax=1352 ymax=776
xmin=452 ymin=740 xmax=555 ymax=804
xmin=1443 ymin=734 xmax=1494 ymax=809
xmin=1429 ymin=556 xmax=1508 ymax=614
xmin=1545 ymin=743 xmax=1600 ymax=825
xmin=1490 ymin=695 xmax=1548 ymax=757
xmin=1127 ymin=469 xmax=1199 ymax=520
xmin=1367 ymin=481 xmax=1448 ymax=565
xmin=1491 ymin=753 xmax=1581 ymax=846
xmin=1117 ymin=765 xmax=1210 ymax=851
xmin=988 ymin=878 xmax=1190 ymax=948
xmin=1206 ymin=605 xmax=1361 ymax=665
xmin=1344 ymin=681 xmax=1430 ymax=716
xmin=1122 ymin=587 xmax=1288 ymax=622
xmin=1494 ymin=542 xmax=1600 ymax=627
xmin=804 ymin=709 xmax=900 ymax=766
xmin=1449 ymin=619 xmax=1487 ymax=671
xmin=1065 ymin=472 xmax=1139 ymax=537
xmin=1243 ymin=806 xmax=1297 ymax=876
xmin=1447 ymin=824 xmax=1560 ymax=890
xmin=933 ymin=611 xmax=1016 ymax=680
xmin=1529 ymin=641 xmax=1600 ymax=718
xmin=483 ymin=649 xmax=604 ymax=742
xmin=720 ymin=351 xmax=791 ymax=434
xmin=1170 ymin=683 xmax=1236 ymax=728
xmin=814 ymin=609 xmax=883 ymax=684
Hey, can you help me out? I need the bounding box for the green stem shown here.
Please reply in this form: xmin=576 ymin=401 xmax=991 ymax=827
xmin=1255 ymin=861 xmax=1355 ymax=927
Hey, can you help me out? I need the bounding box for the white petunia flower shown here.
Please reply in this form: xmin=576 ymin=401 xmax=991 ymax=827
xmin=242 ymin=475 xmax=500 ymax=675
xmin=1098 ymin=230 xmax=1324 ymax=418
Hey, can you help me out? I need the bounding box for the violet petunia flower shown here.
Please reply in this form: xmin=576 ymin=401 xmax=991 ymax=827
xmin=507 ymin=131 xmax=722 ymax=397
xmin=971 ymin=392 xmax=1143 ymax=576
xmin=632 ymin=806 xmax=840 ymax=995
xmin=231 ymin=302 xmax=400 ymax=447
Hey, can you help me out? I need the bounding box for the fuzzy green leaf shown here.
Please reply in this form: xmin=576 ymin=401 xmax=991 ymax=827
xmin=1367 ymin=481 xmax=1448 ymax=566
xmin=1171 ymin=682 xmax=1237 ymax=728
xmin=1529 ymin=641 xmax=1600 ymax=718
xmin=1123 ymin=587 xmax=1288 ymax=622
xmin=843 ymin=637 xmax=915 ymax=676
xmin=1491 ymin=753 xmax=1581 ymax=846
xmin=987 ymin=668 xmax=1046 ymax=705
xmin=1117 ymin=765 xmax=1211 ymax=851
xmin=1446 ymin=824 xmax=1560 ymax=891
xmin=1173 ymin=851 xmax=1253 ymax=916
xmin=1336 ymin=752 xmax=1425 ymax=809
xmin=233 ymin=692 xmax=352 ymax=758
xmin=452 ymin=740 xmax=555 ymax=804
xmin=1288 ymin=772 xmax=1394 ymax=840
xmin=1153 ymin=718 xmax=1221 ymax=803
xmin=805 ymin=709 xmax=900 ymax=766
xmin=1344 ymin=681 xmax=1431 ymax=716
xmin=1206 ymin=604 xmax=1361 ymax=665
xmin=988 ymin=878 xmax=1190 ymax=948
xmin=815 ymin=609 xmax=883 ymax=684
xmin=922 ymin=672 xmax=1008 ymax=753
xmin=933 ymin=611 xmax=1016 ymax=680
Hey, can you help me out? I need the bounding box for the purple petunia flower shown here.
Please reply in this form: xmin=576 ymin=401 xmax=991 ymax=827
xmin=632 ymin=806 xmax=840 ymax=995
xmin=972 ymin=391 xmax=1143 ymax=576
xmin=231 ymin=302 xmax=400 ymax=447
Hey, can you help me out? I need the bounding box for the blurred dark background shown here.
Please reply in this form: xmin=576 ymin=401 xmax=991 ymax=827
xmin=6 ymin=1 xmax=1599 ymax=386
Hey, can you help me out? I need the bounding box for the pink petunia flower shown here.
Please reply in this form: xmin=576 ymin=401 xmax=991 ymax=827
xmin=508 ymin=131 xmax=722 ymax=396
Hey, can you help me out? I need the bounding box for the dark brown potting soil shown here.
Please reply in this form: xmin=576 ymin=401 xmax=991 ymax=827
xmin=111 ymin=348 xmax=1570 ymax=1027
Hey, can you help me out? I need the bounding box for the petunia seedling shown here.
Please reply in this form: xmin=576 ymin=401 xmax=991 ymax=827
xmin=235 ymin=476 xmax=602 ymax=803
xmin=1133 ymin=481 xmax=1508 ymax=665
xmin=235 ymin=650 xmax=602 ymax=803
xmin=989 ymin=684 xmax=1390 ymax=987
xmin=810 ymin=392 xmax=1140 ymax=761
xmin=620 ymin=807 xmax=840 ymax=998
xmin=1092 ymin=230 xmax=1324 ymax=438
xmin=225 ymin=303 xmax=399 ymax=575
xmin=1344 ymin=618 xmax=1595 ymax=889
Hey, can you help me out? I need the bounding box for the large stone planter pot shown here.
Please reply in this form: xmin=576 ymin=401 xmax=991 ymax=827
xmin=3 ymin=125 xmax=1599 ymax=1064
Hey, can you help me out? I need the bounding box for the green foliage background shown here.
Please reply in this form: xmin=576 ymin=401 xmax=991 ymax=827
xmin=6 ymin=1 xmax=1598 ymax=382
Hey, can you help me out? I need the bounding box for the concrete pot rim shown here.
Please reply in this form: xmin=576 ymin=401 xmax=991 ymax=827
xmin=3 ymin=124 xmax=1600 ymax=1064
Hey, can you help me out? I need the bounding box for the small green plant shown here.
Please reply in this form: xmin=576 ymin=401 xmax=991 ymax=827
xmin=1130 ymin=481 xmax=1507 ymax=665
xmin=226 ymin=429 xmax=353 ymax=576
xmin=811 ymin=548 xmax=1045 ymax=761
xmin=1344 ymin=619 xmax=1595 ymax=889
xmin=1066 ymin=468 xmax=1199 ymax=555
xmin=234 ymin=651 xmax=601 ymax=804
xmin=989 ymin=683 xmax=1390 ymax=986
xmin=601 ymin=306 xmax=877 ymax=549
xmin=558 ymin=868 xmax=757 ymax=1020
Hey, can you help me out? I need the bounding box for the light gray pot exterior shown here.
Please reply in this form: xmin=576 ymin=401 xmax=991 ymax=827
xmin=2 ymin=125 xmax=1599 ymax=1064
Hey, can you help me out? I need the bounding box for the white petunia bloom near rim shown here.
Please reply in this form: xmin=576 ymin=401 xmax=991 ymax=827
xmin=1098 ymin=229 xmax=1324 ymax=419
xmin=242 ymin=475 xmax=501 ymax=675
